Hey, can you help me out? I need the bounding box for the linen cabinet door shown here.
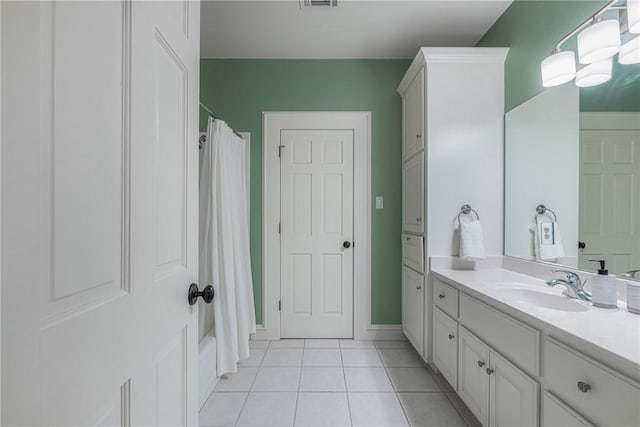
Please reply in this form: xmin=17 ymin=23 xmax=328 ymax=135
xmin=402 ymin=152 xmax=424 ymax=233
xmin=433 ymin=307 xmax=458 ymax=390
xmin=488 ymin=350 xmax=539 ymax=427
xmin=402 ymin=266 xmax=424 ymax=355
xmin=458 ymin=327 xmax=490 ymax=427
xmin=402 ymin=67 xmax=424 ymax=161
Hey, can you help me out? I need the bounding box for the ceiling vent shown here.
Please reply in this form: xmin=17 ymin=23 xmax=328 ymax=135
xmin=303 ymin=0 xmax=338 ymax=7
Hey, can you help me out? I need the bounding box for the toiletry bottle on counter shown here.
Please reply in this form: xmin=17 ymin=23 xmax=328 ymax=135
xmin=589 ymin=260 xmax=617 ymax=309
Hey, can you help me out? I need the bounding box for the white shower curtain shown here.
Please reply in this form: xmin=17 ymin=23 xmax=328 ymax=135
xmin=199 ymin=117 xmax=256 ymax=376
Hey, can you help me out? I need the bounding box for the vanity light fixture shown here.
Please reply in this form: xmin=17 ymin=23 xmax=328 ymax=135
xmin=577 ymin=19 xmax=621 ymax=63
xmin=541 ymin=0 xmax=636 ymax=88
xmin=541 ymin=50 xmax=577 ymax=87
xmin=628 ymin=0 xmax=640 ymax=33
xmin=619 ymin=35 xmax=640 ymax=63
xmin=575 ymin=58 xmax=614 ymax=87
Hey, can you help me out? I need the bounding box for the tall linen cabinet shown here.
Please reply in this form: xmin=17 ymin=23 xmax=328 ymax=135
xmin=397 ymin=48 xmax=508 ymax=363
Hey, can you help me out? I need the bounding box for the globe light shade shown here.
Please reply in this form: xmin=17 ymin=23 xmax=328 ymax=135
xmin=541 ymin=51 xmax=576 ymax=87
xmin=628 ymin=0 xmax=640 ymax=34
xmin=575 ymin=58 xmax=613 ymax=87
xmin=619 ymin=35 xmax=640 ymax=64
xmin=577 ymin=19 xmax=621 ymax=64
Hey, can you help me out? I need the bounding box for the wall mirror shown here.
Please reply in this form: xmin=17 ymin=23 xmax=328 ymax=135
xmin=504 ymin=81 xmax=640 ymax=279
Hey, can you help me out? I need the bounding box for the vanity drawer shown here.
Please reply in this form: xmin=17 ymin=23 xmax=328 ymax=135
xmin=459 ymin=293 xmax=539 ymax=375
xmin=402 ymin=234 xmax=423 ymax=272
xmin=434 ymin=278 xmax=459 ymax=318
xmin=544 ymin=338 xmax=640 ymax=427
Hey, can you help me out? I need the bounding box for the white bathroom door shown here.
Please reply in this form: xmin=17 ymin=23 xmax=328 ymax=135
xmin=1 ymin=1 xmax=200 ymax=425
xmin=579 ymin=129 xmax=640 ymax=272
xmin=280 ymin=129 xmax=354 ymax=338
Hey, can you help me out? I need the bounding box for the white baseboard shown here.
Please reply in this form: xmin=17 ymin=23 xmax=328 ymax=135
xmin=250 ymin=324 xmax=268 ymax=341
xmin=251 ymin=324 xmax=405 ymax=341
xmin=356 ymin=324 xmax=405 ymax=341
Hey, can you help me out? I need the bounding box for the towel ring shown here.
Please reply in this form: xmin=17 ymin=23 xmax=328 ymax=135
xmin=534 ymin=204 xmax=557 ymax=222
xmin=456 ymin=204 xmax=480 ymax=225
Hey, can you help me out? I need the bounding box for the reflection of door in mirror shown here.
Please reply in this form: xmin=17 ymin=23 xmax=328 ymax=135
xmin=579 ymin=113 xmax=640 ymax=275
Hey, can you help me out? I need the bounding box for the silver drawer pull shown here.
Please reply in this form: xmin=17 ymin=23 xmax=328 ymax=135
xmin=486 ymin=368 xmax=494 ymax=375
xmin=448 ymin=334 xmax=455 ymax=340
xmin=438 ymin=294 xmax=445 ymax=299
xmin=577 ymin=381 xmax=591 ymax=393
xmin=477 ymin=361 xmax=485 ymax=368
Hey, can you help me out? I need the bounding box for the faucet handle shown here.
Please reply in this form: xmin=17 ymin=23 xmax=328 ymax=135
xmin=551 ymin=270 xmax=582 ymax=285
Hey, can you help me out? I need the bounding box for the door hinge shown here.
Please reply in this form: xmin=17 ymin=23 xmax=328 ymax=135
xmin=278 ymin=145 xmax=286 ymax=158
xmin=278 ymin=300 xmax=281 ymax=311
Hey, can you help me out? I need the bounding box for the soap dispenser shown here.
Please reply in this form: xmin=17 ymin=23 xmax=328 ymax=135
xmin=589 ymin=260 xmax=617 ymax=309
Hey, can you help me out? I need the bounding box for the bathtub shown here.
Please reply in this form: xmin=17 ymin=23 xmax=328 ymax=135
xmin=198 ymin=332 xmax=219 ymax=409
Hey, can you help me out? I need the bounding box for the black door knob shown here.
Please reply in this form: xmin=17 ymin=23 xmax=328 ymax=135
xmin=188 ymin=283 xmax=214 ymax=306
xmin=343 ymin=241 xmax=351 ymax=249
xmin=578 ymin=241 xmax=586 ymax=249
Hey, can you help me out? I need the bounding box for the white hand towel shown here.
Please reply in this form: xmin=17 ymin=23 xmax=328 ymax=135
xmin=459 ymin=220 xmax=486 ymax=261
xmin=530 ymin=221 xmax=565 ymax=261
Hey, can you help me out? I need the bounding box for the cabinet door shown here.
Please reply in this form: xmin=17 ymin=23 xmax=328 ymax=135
xmin=489 ymin=349 xmax=539 ymax=427
xmin=542 ymin=392 xmax=594 ymax=427
xmin=402 ymin=266 xmax=424 ymax=355
xmin=433 ymin=307 xmax=458 ymax=391
xmin=458 ymin=327 xmax=490 ymax=427
xmin=402 ymin=152 xmax=424 ymax=233
xmin=402 ymin=67 xmax=425 ymax=160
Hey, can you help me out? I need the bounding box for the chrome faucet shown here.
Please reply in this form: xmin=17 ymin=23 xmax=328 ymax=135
xmin=546 ymin=270 xmax=592 ymax=301
xmin=622 ymin=270 xmax=640 ymax=280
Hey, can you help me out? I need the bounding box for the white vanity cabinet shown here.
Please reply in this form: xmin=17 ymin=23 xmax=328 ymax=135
xmin=398 ymin=47 xmax=508 ymax=364
xmin=433 ymin=307 xmax=458 ymax=389
xmin=458 ymin=326 xmax=539 ymax=427
xmin=432 ymin=271 xmax=640 ymax=427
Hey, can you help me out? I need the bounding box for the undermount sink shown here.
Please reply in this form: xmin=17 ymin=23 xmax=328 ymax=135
xmin=497 ymin=288 xmax=589 ymax=312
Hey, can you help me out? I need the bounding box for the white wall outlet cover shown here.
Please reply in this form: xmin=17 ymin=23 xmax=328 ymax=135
xmin=375 ymin=196 xmax=384 ymax=209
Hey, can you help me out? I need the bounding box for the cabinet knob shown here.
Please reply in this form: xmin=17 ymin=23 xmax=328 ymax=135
xmin=577 ymin=381 xmax=591 ymax=393
xmin=486 ymin=368 xmax=494 ymax=375
xmin=438 ymin=294 xmax=445 ymax=299
xmin=416 ymin=133 xmax=422 ymax=139
xmin=448 ymin=334 xmax=455 ymax=340
xmin=416 ymin=285 xmax=422 ymax=290
xmin=406 ymin=236 xmax=411 ymax=241
xmin=477 ymin=361 xmax=485 ymax=368
xmin=416 ymin=217 xmax=422 ymax=223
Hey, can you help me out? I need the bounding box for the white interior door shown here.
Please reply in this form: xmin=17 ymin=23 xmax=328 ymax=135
xmin=1 ymin=1 xmax=200 ymax=424
xmin=280 ymin=129 xmax=354 ymax=338
xmin=579 ymin=129 xmax=640 ymax=273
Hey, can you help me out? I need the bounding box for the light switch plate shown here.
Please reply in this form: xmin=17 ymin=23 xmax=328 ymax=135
xmin=375 ymin=196 xmax=384 ymax=209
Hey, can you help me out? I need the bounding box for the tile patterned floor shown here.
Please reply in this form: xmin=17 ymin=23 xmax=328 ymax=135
xmin=199 ymin=339 xmax=481 ymax=427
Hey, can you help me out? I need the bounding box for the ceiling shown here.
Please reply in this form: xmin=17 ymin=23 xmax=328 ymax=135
xmin=200 ymin=0 xmax=513 ymax=59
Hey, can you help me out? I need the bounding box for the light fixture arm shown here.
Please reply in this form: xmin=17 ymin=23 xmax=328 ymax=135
xmin=552 ymin=0 xmax=624 ymax=52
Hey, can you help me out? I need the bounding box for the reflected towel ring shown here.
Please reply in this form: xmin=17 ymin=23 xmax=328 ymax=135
xmin=456 ymin=204 xmax=480 ymax=225
xmin=534 ymin=204 xmax=557 ymax=222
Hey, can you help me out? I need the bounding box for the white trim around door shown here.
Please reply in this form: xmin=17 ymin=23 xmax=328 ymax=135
xmin=262 ymin=112 xmax=372 ymax=340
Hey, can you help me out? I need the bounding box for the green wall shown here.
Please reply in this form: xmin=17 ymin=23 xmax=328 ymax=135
xmin=477 ymin=0 xmax=640 ymax=112
xmin=200 ymin=59 xmax=410 ymax=324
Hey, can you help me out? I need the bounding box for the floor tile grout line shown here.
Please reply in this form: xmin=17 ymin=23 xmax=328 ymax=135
xmin=375 ymin=344 xmax=412 ymax=426
xmin=339 ymin=347 xmax=355 ymax=426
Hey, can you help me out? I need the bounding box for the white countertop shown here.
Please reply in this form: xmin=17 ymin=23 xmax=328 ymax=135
xmin=431 ymin=267 xmax=640 ymax=370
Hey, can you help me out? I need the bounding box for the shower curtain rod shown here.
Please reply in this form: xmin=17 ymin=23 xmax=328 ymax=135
xmin=199 ymin=102 xmax=243 ymax=147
